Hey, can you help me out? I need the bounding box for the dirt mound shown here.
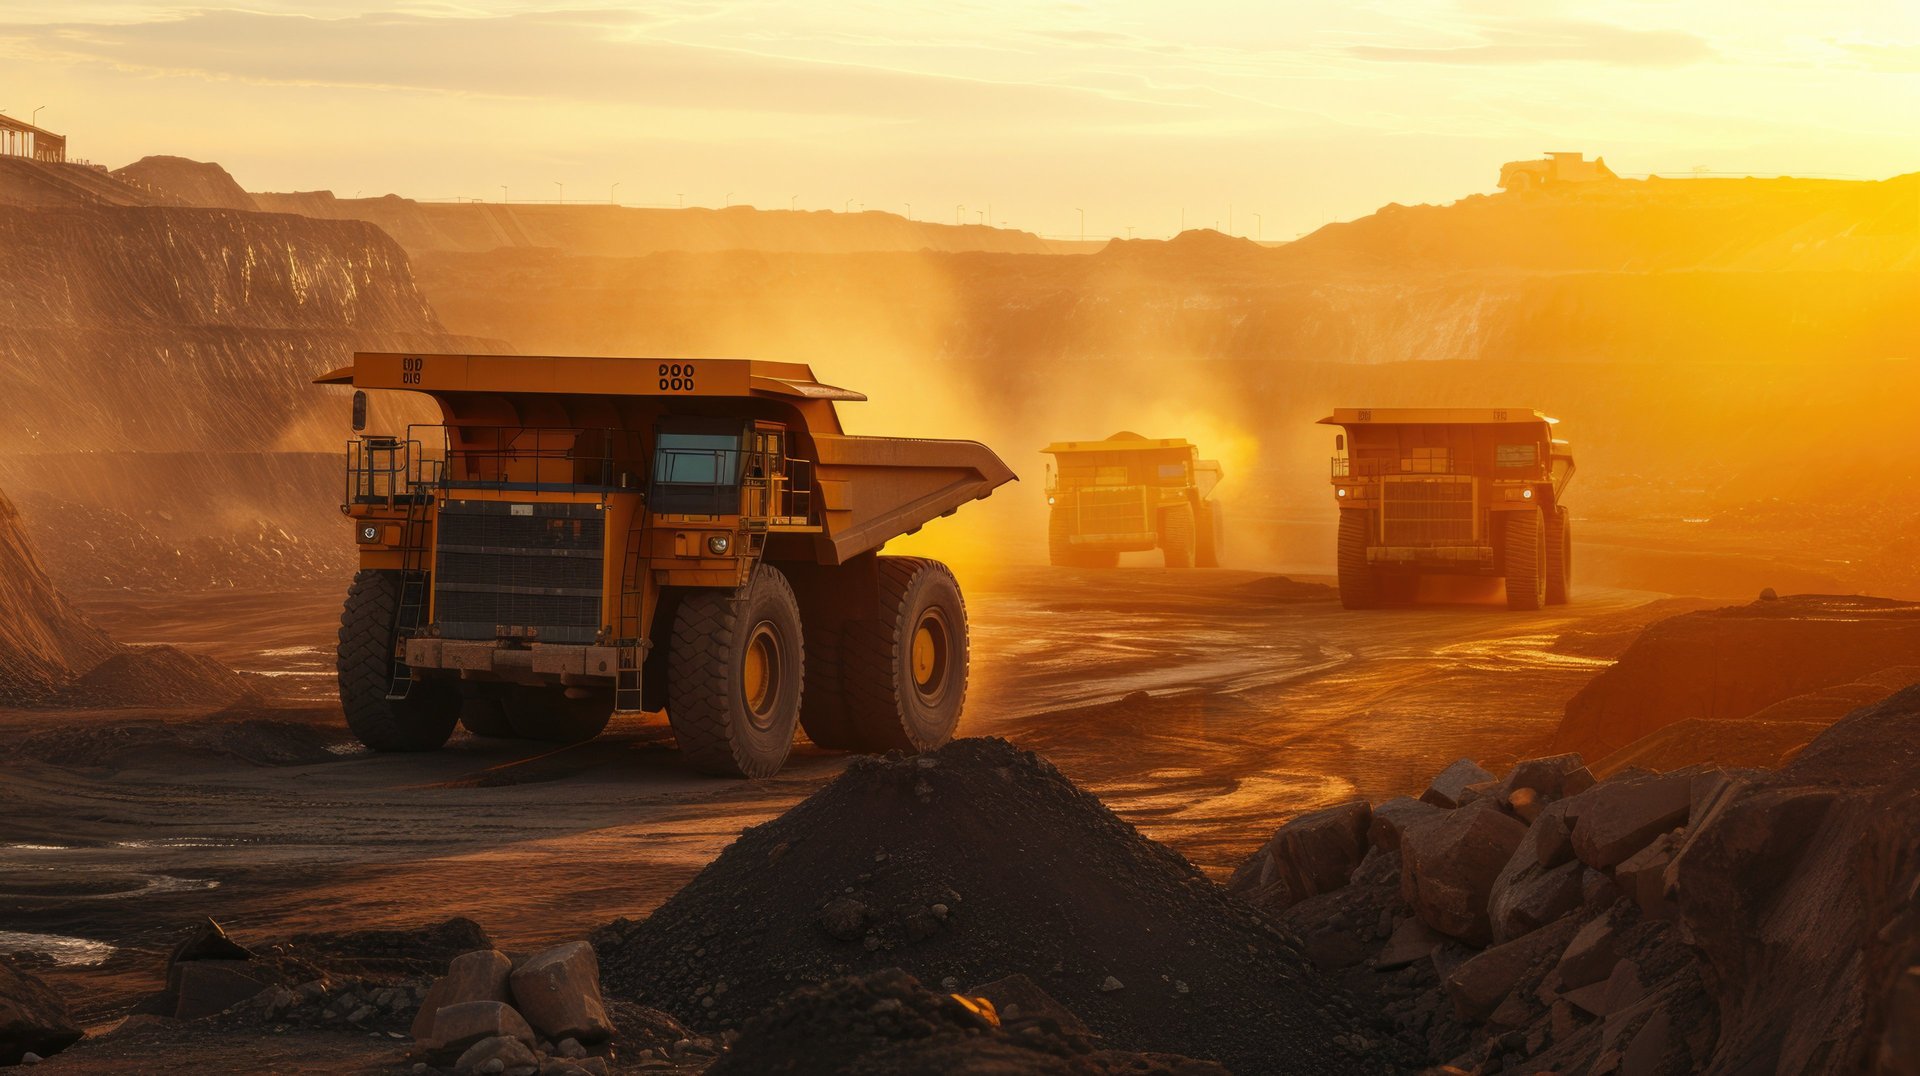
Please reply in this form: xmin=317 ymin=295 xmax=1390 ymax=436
xmin=52 ymin=646 xmax=256 ymax=709
xmin=713 ymin=967 xmax=1226 ymax=1075
xmin=595 ymin=738 xmax=1372 ymax=1073
xmin=4 ymin=717 xmax=342 ymax=770
xmin=113 ymin=157 xmax=258 ymax=212
xmin=1555 ymin=595 xmax=1920 ymax=762
xmin=0 ymin=488 xmax=117 ymax=706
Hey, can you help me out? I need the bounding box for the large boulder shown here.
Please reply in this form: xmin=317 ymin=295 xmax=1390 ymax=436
xmin=1522 ymin=798 xmax=1579 ymax=869
xmin=1569 ymin=770 xmax=1692 ymax=868
xmin=1443 ymin=918 xmax=1578 ymax=1022
xmin=1494 ymin=754 xmax=1590 ymax=802
xmin=508 ymin=942 xmax=614 ymax=1043
xmin=412 ymin=949 xmax=515 ymax=1042
xmin=1368 ymin=796 xmax=1443 ymax=852
xmin=422 ymin=1000 xmax=535 ymax=1055
xmin=1228 ymin=800 xmax=1371 ymax=912
xmin=1554 ymin=916 xmax=1620 ymax=990
xmin=1399 ymin=799 xmax=1529 ymax=945
xmin=1 ymin=955 xmax=83 ymax=1065
xmin=1487 ymin=857 xmax=1584 ymax=945
xmin=1421 ymin=759 xmax=1496 ymax=809
xmin=1615 ymin=831 xmax=1683 ymax=920
xmin=1672 ymin=681 xmax=1920 ymax=1073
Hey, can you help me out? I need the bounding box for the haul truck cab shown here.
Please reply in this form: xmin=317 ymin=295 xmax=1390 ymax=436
xmin=1322 ymin=408 xmax=1575 ymax=611
xmin=321 ymin=353 xmax=1015 ymax=778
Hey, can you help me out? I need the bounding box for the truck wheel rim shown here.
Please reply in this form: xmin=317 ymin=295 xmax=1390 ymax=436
xmin=910 ymin=609 xmax=949 ymax=700
xmin=742 ymin=621 xmax=782 ymax=728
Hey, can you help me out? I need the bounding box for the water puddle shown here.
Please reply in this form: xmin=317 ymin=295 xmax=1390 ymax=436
xmin=0 ymin=931 xmax=117 ymax=966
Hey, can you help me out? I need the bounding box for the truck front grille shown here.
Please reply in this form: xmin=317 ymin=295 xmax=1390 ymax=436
xmin=433 ymin=501 xmax=605 ymax=644
xmin=1063 ymin=488 xmax=1149 ymax=537
xmin=1381 ymin=478 xmax=1476 ymax=546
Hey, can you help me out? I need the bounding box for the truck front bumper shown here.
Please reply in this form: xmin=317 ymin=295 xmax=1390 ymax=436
xmin=1367 ymin=545 xmax=1495 ymax=566
xmin=405 ymin=639 xmax=621 ymax=684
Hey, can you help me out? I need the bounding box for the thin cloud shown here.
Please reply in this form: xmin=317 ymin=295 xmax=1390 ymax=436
xmin=1347 ymin=18 xmax=1713 ymax=67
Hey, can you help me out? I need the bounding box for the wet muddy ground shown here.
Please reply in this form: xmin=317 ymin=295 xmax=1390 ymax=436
xmin=1 ymin=568 xmax=1660 ymax=1026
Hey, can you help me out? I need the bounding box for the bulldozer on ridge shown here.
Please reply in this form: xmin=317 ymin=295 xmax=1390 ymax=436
xmin=320 ymin=352 xmax=1014 ymax=778
xmin=1323 ymin=408 xmax=1574 ymax=610
xmin=1043 ymin=433 xmax=1224 ymax=568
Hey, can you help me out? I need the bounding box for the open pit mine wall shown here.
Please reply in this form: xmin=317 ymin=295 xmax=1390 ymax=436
xmin=0 ymin=204 xmax=490 ymax=592
xmin=0 ymin=487 xmax=115 ymax=704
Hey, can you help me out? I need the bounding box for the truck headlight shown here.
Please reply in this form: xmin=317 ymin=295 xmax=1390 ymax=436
xmin=1047 ymin=496 xmax=1055 ymax=505
xmin=358 ymin=524 xmax=380 ymax=544
xmin=707 ymin=535 xmax=731 ymax=555
xmin=1336 ymin=487 xmax=1348 ymax=498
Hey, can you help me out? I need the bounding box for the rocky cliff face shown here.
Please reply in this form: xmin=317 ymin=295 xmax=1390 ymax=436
xmin=251 ymin=192 xmax=1059 ymax=257
xmin=0 ymin=488 xmax=115 ymax=705
xmin=0 ymin=178 xmax=492 ymax=594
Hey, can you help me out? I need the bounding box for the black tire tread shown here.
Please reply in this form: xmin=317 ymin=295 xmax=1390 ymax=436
xmin=1337 ymin=511 xmax=1380 ymax=610
xmin=841 ymin=557 xmax=968 ymax=753
xmin=666 ymin=566 xmax=803 ymax=777
xmin=1544 ymin=505 xmax=1571 ymax=606
xmin=1160 ymin=503 xmax=1196 ymax=569
xmin=1505 ymin=511 xmax=1544 ymax=611
xmin=335 ymin=570 xmax=457 ymax=752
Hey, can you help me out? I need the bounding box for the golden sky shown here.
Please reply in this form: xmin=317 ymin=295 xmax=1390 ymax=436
xmin=3 ymin=1 xmax=1916 ymax=237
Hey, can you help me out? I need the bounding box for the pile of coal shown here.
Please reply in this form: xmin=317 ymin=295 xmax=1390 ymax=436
xmin=713 ymin=967 xmax=1226 ymax=1075
xmin=595 ymin=737 xmax=1382 ymax=1074
xmin=1228 ymin=680 xmax=1920 ymax=1074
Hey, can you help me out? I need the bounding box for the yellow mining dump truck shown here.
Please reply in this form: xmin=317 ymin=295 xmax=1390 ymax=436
xmin=1321 ymin=408 xmax=1574 ymax=611
xmin=317 ymin=353 xmax=1015 ymax=777
xmin=1042 ymin=432 xmax=1223 ymax=569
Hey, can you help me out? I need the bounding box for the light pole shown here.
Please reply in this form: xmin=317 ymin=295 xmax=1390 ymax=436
xmin=724 ymin=191 xmax=732 ymax=207
xmin=955 ymin=204 xmax=965 ymax=225
xmin=554 ymin=181 xmax=563 ymax=203
xmin=845 ymin=197 xmax=854 ymax=213
xmin=677 ymin=192 xmax=684 ymax=208
xmin=903 ymin=202 xmax=911 ymax=220
xmin=976 ymin=209 xmax=984 ymax=224
xmin=790 ymin=195 xmax=798 ymax=210
xmin=32 ymin=106 xmax=45 ymax=126
xmin=1126 ymin=226 xmax=1134 ymax=239
xmin=1252 ymin=213 xmax=1263 ymax=241
xmin=611 ymin=181 xmax=620 ymax=204
xmin=1075 ymin=207 xmax=1084 ymax=242
xmin=500 ymin=185 xmax=508 ymax=204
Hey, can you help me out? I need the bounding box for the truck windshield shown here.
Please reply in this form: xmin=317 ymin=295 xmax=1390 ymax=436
xmin=652 ymin=430 xmax=744 ymax=514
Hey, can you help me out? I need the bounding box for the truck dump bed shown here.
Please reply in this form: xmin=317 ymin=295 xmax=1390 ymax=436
xmin=318 ymin=352 xmax=1015 ymax=563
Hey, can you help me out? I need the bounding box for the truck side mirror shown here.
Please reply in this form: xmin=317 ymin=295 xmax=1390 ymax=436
xmin=1335 ymin=434 xmax=1345 ymax=451
xmin=351 ymin=390 xmax=368 ymax=432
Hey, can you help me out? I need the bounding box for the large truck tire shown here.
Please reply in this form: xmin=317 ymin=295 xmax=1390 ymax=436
xmin=841 ymin=557 xmax=968 ymax=753
xmin=1159 ymin=503 xmax=1196 ymax=569
xmin=459 ymin=691 xmax=515 ymax=738
xmin=1545 ymin=505 xmax=1571 ymax=606
xmin=797 ymin=614 xmax=855 ymax=750
xmin=336 ymin=570 xmax=459 ymax=752
xmin=666 ymin=564 xmax=805 ymax=778
xmin=503 ymin=686 xmax=613 ymax=744
xmin=1195 ymin=500 xmax=1223 ymax=568
xmin=1048 ymin=507 xmax=1119 ymax=568
xmin=1336 ymin=511 xmax=1380 ymax=610
xmin=1504 ymin=510 xmax=1546 ymax=611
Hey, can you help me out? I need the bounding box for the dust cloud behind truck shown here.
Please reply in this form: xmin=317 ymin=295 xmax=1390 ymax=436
xmin=1043 ymin=432 xmax=1224 ymax=569
xmin=319 ymin=353 xmax=1014 ymax=777
xmin=1322 ymin=408 xmax=1574 ymax=610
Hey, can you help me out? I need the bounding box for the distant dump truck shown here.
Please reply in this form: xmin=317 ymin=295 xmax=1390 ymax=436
xmin=1498 ymin=151 xmax=1616 ymax=192
xmin=318 ymin=353 xmax=1014 ymax=778
xmin=1042 ymin=433 xmax=1223 ymax=569
xmin=1321 ymin=409 xmax=1574 ymax=610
